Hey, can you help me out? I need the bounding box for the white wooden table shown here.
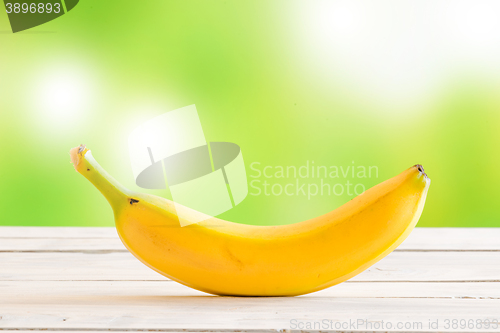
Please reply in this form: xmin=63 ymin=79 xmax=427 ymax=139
xmin=0 ymin=227 xmax=499 ymax=333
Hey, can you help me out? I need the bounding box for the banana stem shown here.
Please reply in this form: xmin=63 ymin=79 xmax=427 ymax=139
xmin=70 ymin=145 xmax=129 ymax=207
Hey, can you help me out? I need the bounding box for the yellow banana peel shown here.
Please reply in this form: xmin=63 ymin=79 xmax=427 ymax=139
xmin=70 ymin=145 xmax=430 ymax=296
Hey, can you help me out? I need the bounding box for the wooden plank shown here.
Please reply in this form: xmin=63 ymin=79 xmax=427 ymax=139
xmin=0 ymin=238 xmax=126 ymax=252
xmin=0 ymin=252 xmax=161 ymax=281
xmin=1 ymin=251 xmax=500 ymax=282
xmin=397 ymin=228 xmax=500 ymax=251
xmin=1 ymin=228 xmax=499 ymax=251
xmin=1 ymin=282 xmax=499 ymax=331
xmin=1 ymin=281 xmax=499 ymax=299
xmin=0 ymin=296 xmax=498 ymax=332
xmin=0 ymin=227 xmax=117 ymax=239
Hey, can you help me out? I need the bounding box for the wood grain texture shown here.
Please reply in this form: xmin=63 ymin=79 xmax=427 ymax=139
xmin=0 ymin=238 xmax=126 ymax=252
xmin=0 ymin=227 xmax=117 ymax=238
xmin=1 ymin=227 xmax=499 ymax=251
xmin=1 ymin=251 xmax=499 ymax=282
xmin=1 ymin=281 xmax=500 ymax=299
xmin=0 ymin=297 xmax=499 ymax=331
xmin=0 ymin=227 xmax=499 ymax=333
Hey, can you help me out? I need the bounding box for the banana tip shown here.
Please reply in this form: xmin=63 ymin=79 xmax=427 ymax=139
xmin=70 ymin=144 xmax=88 ymax=171
xmin=414 ymin=164 xmax=429 ymax=179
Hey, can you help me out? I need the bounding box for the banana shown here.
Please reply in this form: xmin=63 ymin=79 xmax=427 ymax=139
xmin=70 ymin=145 xmax=430 ymax=296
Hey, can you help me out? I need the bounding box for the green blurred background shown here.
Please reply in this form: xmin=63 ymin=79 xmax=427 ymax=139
xmin=1 ymin=0 xmax=499 ymax=227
